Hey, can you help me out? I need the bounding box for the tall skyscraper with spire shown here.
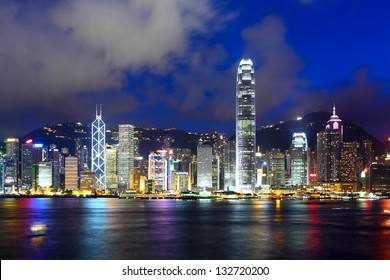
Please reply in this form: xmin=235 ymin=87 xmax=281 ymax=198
xmin=236 ymin=58 xmax=256 ymax=193
xmin=317 ymin=104 xmax=343 ymax=182
xmin=91 ymin=105 xmax=106 ymax=189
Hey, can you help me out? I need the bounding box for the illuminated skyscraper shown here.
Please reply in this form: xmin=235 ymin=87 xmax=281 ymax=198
xmin=197 ymin=144 xmax=212 ymax=190
xmin=0 ymin=158 xmax=4 ymax=194
xmin=236 ymin=58 xmax=256 ymax=193
xmin=290 ymin=133 xmax=309 ymax=186
xmin=21 ymin=141 xmax=48 ymax=190
xmin=37 ymin=162 xmax=52 ymax=189
xmin=340 ymin=141 xmax=359 ymax=182
xmin=317 ymin=104 xmax=343 ymax=182
xmin=4 ymin=138 xmax=19 ymax=193
xmin=65 ymin=156 xmax=78 ymax=190
xmin=91 ymin=105 xmax=106 ymax=189
xmin=118 ymin=124 xmax=134 ymax=189
xmin=105 ymin=144 xmax=117 ymax=192
xmin=148 ymin=150 xmax=168 ymax=191
xmin=223 ymin=139 xmax=235 ymax=191
xmin=269 ymin=149 xmax=286 ymax=187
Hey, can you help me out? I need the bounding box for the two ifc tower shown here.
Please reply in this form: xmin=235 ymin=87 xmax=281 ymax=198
xmin=91 ymin=58 xmax=257 ymax=193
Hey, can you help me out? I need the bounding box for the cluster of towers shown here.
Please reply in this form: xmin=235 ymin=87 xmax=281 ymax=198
xmin=1 ymin=59 xmax=389 ymax=195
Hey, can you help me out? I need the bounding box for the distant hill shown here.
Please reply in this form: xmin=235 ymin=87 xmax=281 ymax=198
xmin=2 ymin=111 xmax=384 ymax=158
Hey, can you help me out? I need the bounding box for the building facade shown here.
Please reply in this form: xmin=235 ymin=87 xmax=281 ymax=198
xmin=117 ymin=124 xmax=134 ymax=189
xmin=148 ymin=150 xmax=168 ymax=191
xmin=65 ymin=156 xmax=78 ymax=190
xmin=316 ymin=105 xmax=343 ymax=182
xmin=290 ymin=133 xmax=309 ymax=186
xmin=236 ymin=58 xmax=256 ymax=193
xmin=197 ymin=144 xmax=213 ymax=190
xmin=91 ymin=105 xmax=106 ymax=189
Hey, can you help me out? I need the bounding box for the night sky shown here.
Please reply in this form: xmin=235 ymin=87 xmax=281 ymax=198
xmin=0 ymin=0 xmax=389 ymax=141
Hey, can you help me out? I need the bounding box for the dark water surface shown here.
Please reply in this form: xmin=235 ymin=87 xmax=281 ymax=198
xmin=1 ymin=198 xmax=390 ymax=260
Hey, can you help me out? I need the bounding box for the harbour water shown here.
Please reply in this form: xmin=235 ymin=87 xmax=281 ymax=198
xmin=1 ymin=198 xmax=390 ymax=260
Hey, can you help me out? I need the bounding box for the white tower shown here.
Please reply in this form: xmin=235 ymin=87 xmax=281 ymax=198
xmin=91 ymin=105 xmax=106 ymax=189
xmin=236 ymin=58 xmax=256 ymax=193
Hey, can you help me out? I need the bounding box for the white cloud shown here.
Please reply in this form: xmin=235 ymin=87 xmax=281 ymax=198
xmin=0 ymin=0 xmax=222 ymax=135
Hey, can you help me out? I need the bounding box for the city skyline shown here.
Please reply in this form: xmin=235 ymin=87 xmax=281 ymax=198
xmin=0 ymin=0 xmax=389 ymax=142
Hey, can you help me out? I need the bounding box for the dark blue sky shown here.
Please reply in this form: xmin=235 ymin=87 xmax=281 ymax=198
xmin=0 ymin=0 xmax=389 ymax=141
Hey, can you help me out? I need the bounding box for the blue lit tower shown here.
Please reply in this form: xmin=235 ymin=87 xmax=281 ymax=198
xmin=91 ymin=105 xmax=106 ymax=189
xmin=236 ymin=58 xmax=256 ymax=193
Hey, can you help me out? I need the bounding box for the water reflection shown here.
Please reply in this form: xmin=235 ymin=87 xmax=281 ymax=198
xmin=1 ymin=198 xmax=390 ymax=260
xmin=31 ymin=236 xmax=45 ymax=248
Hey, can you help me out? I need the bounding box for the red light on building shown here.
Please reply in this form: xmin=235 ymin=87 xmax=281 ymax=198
xmin=310 ymin=173 xmax=317 ymax=177
xmin=25 ymin=139 xmax=33 ymax=144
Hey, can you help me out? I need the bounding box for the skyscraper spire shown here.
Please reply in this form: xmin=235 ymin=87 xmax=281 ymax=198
xmin=333 ymin=103 xmax=336 ymax=116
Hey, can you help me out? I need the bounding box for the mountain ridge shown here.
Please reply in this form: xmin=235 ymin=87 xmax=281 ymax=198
xmin=1 ymin=111 xmax=384 ymax=157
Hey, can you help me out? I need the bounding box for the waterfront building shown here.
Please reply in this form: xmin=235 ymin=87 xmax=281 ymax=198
xmin=212 ymin=155 xmax=220 ymax=190
xmin=340 ymin=141 xmax=359 ymax=182
xmin=269 ymin=149 xmax=285 ymax=187
xmin=362 ymin=139 xmax=374 ymax=168
xmin=105 ymin=144 xmax=117 ymax=192
xmin=213 ymin=133 xmax=228 ymax=190
xmin=37 ymin=162 xmax=52 ymax=189
xmin=189 ymin=155 xmax=197 ymax=190
xmin=309 ymin=150 xmax=317 ymax=185
xmin=236 ymin=58 xmax=256 ymax=193
xmin=255 ymin=148 xmax=268 ymax=188
xmin=223 ymin=139 xmax=235 ymax=191
xmin=148 ymin=150 xmax=168 ymax=191
xmin=316 ymin=105 xmax=343 ymax=182
xmin=77 ymin=144 xmax=89 ymax=172
xmin=117 ymin=124 xmax=134 ymax=190
xmin=369 ymin=163 xmax=390 ymax=193
xmin=171 ymin=172 xmax=189 ymax=191
xmin=65 ymin=156 xmax=78 ymax=190
xmin=197 ymin=144 xmax=212 ymax=190
xmin=0 ymin=158 xmax=4 ymax=194
xmin=49 ymin=145 xmax=61 ymax=191
xmin=21 ymin=141 xmax=48 ymax=190
xmin=91 ymin=105 xmax=106 ymax=189
xmin=290 ymin=133 xmax=309 ymax=186
xmin=80 ymin=170 xmax=96 ymax=192
xmin=5 ymin=138 xmax=19 ymax=192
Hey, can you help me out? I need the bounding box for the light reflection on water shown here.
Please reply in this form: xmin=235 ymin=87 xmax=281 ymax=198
xmin=1 ymin=198 xmax=390 ymax=260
